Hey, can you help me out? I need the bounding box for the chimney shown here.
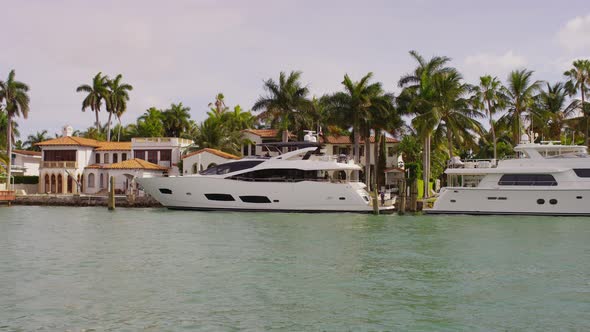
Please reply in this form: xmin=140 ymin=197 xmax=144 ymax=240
xmin=62 ymin=125 xmax=74 ymax=137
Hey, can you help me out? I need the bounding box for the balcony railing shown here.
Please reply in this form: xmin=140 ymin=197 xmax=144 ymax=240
xmin=42 ymin=161 xmax=78 ymax=168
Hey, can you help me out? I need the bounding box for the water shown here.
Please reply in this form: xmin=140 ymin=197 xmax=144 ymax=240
xmin=1 ymin=207 xmax=589 ymax=331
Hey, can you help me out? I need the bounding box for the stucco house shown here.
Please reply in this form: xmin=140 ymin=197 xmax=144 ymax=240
xmin=10 ymin=149 xmax=41 ymax=176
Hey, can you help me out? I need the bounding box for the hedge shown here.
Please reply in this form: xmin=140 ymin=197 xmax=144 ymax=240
xmin=14 ymin=175 xmax=39 ymax=184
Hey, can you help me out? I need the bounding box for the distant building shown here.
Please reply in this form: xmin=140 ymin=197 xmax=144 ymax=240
xmin=320 ymin=134 xmax=400 ymax=169
xmin=182 ymin=148 xmax=240 ymax=175
xmin=241 ymin=129 xmax=295 ymax=156
xmin=10 ymin=149 xmax=41 ymax=176
xmin=35 ymin=126 xmax=192 ymax=195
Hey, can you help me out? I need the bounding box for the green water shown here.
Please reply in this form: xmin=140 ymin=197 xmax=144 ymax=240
xmin=0 ymin=207 xmax=589 ymax=331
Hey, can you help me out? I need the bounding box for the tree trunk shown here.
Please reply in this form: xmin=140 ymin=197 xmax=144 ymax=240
xmin=364 ymin=131 xmax=371 ymax=190
xmin=95 ymin=109 xmax=101 ymax=131
xmin=117 ymin=117 xmax=122 ymax=142
xmin=106 ymin=111 xmax=113 ymax=141
xmin=373 ymin=130 xmax=380 ymax=190
xmin=6 ymin=116 xmax=12 ymax=191
xmin=487 ymin=101 xmax=497 ymax=161
xmin=353 ymin=130 xmax=360 ymax=164
xmin=446 ymin=127 xmax=454 ymax=159
xmin=582 ymin=87 xmax=588 ymax=147
xmin=423 ymin=135 xmax=428 ymax=199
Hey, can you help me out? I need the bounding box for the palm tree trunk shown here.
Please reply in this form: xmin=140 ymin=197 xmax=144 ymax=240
xmin=423 ymin=135 xmax=429 ymax=199
xmin=117 ymin=117 xmax=122 ymax=142
xmin=373 ymin=131 xmax=381 ymax=190
xmin=364 ymin=130 xmax=371 ymax=190
xmin=446 ymin=128 xmax=454 ymax=159
xmin=106 ymin=111 xmax=113 ymax=142
xmin=95 ymin=109 xmax=101 ymax=131
xmin=6 ymin=116 xmax=12 ymax=191
xmin=487 ymin=101 xmax=497 ymax=160
xmin=582 ymin=87 xmax=588 ymax=147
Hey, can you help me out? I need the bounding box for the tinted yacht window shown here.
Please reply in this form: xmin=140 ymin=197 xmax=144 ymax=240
xmin=228 ymin=168 xmax=327 ymax=182
xmin=573 ymin=169 xmax=590 ymax=177
xmin=200 ymin=160 xmax=264 ymax=175
xmin=498 ymin=174 xmax=557 ymax=186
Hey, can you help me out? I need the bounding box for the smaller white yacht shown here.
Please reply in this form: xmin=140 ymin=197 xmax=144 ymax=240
xmin=137 ymin=142 xmax=395 ymax=214
xmin=426 ymin=140 xmax=590 ymax=216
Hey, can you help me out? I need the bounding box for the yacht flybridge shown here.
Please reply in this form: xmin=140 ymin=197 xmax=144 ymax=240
xmin=426 ymin=141 xmax=590 ymax=216
xmin=137 ymin=142 xmax=395 ymax=213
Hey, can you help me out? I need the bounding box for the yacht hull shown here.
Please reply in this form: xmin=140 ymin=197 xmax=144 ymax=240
xmin=426 ymin=187 xmax=590 ymax=216
xmin=137 ymin=176 xmax=394 ymax=214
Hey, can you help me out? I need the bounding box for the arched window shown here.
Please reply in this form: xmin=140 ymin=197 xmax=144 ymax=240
xmin=88 ymin=173 xmax=95 ymax=188
xmin=50 ymin=174 xmax=56 ymax=193
xmin=207 ymin=163 xmax=217 ymax=169
xmin=99 ymin=174 xmax=104 ymax=188
xmin=44 ymin=174 xmax=50 ymax=193
xmin=57 ymin=174 xmax=63 ymax=193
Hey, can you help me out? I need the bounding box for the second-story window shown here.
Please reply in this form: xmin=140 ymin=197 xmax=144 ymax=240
xmin=122 ymin=153 xmax=127 ymax=161
xmin=95 ymin=153 xmax=100 ymax=164
xmin=113 ymin=153 xmax=118 ymax=163
xmin=104 ymin=153 xmax=109 ymax=164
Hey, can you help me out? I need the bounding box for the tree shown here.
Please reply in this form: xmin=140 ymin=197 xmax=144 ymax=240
xmin=0 ymin=70 xmax=30 ymax=190
xmin=104 ymin=74 xmax=133 ymax=141
xmin=472 ymin=75 xmax=506 ymax=160
xmin=0 ymin=111 xmax=20 ymax=150
xmin=25 ymin=130 xmax=50 ymax=151
xmin=500 ymin=69 xmax=542 ymax=145
xmin=76 ymin=72 xmax=108 ymax=131
xmin=398 ymin=50 xmax=453 ymax=197
xmin=137 ymin=107 xmax=165 ymax=137
xmin=252 ymin=71 xmax=311 ymax=142
xmin=163 ymin=103 xmax=191 ymax=137
xmin=533 ymin=82 xmax=576 ymax=141
xmin=564 ymin=59 xmax=590 ymax=146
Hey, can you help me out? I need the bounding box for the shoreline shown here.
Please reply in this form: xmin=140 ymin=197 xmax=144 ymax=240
xmin=11 ymin=194 xmax=162 ymax=208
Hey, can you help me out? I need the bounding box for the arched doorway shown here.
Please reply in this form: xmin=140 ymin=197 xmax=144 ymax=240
xmin=44 ymin=174 xmax=50 ymax=193
xmin=57 ymin=174 xmax=63 ymax=194
xmin=50 ymin=174 xmax=56 ymax=193
xmin=67 ymin=176 xmax=73 ymax=194
xmin=99 ymin=174 xmax=104 ymax=189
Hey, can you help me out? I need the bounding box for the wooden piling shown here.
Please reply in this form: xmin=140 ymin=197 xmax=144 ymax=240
xmin=398 ymin=179 xmax=406 ymax=214
xmin=372 ymin=188 xmax=379 ymax=215
xmin=108 ymin=176 xmax=115 ymax=211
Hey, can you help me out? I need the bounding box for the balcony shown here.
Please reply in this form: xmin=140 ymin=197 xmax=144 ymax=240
xmin=42 ymin=161 xmax=78 ymax=168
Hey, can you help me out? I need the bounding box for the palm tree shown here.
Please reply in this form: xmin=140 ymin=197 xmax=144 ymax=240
xmin=0 ymin=152 xmax=9 ymax=175
xmin=189 ymin=117 xmax=244 ymax=155
xmin=0 ymin=111 xmax=20 ymax=150
xmin=76 ymin=72 xmax=108 ymax=131
xmin=500 ymin=69 xmax=542 ymax=145
xmin=412 ymin=70 xmax=484 ymax=159
xmin=564 ymin=59 xmax=590 ymax=145
xmin=472 ymin=75 xmax=506 ymax=160
xmin=137 ymin=107 xmax=165 ymax=137
xmin=0 ymin=70 xmax=30 ymax=190
xmin=25 ymin=130 xmax=50 ymax=151
xmin=398 ymin=51 xmax=453 ymax=197
xmin=208 ymin=93 xmax=228 ymax=118
xmin=104 ymin=74 xmax=133 ymax=141
xmin=252 ymin=71 xmax=311 ymax=142
xmin=163 ymin=103 xmax=191 ymax=137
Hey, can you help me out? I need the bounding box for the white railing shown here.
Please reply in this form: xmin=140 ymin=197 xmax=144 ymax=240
xmin=42 ymin=161 xmax=78 ymax=168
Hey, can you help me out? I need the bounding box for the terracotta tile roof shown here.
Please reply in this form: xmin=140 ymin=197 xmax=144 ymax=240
xmin=182 ymin=148 xmax=240 ymax=160
xmin=85 ymin=158 xmax=168 ymax=171
xmin=12 ymin=149 xmax=41 ymax=156
xmin=320 ymin=135 xmax=399 ymax=144
xmin=242 ymin=129 xmax=290 ymax=138
xmin=35 ymin=136 xmax=102 ymax=147
xmin=95 ymin=142 xmax=132 ymax=151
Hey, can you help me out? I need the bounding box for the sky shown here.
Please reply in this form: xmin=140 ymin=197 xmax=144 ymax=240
xmin=1 ymin=0 xmax=590 ymax=138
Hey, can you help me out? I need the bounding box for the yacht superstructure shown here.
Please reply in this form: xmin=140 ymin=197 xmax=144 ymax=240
xmin=426 ymin=141 xmax=590 ymax=216
xmin=137 ymin=142 xmax=394 ymax=213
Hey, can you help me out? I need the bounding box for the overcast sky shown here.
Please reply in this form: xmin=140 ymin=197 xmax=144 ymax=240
xmin=2 ymin=0 xmax=589 ymax=138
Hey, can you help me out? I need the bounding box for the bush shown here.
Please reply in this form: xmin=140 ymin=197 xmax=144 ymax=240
xmin=13 ymin=175 xmax=39 ymax=184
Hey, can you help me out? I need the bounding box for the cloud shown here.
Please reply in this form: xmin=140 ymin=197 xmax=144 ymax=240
xmin=464 ymin=51 xmax=527 ymax=71
xmin=558 ymin=14 xmax=590 ymax=52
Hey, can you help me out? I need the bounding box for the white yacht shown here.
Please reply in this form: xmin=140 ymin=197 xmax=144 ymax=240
xmin=426 ymin=140 xmax=590 ymax=216
xmin=137 ymin=142 xmax=395 ymax=213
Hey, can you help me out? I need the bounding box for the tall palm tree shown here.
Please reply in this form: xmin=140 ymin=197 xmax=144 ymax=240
xmin=500 ymin=69 xmax=542 ymax=145
xmin=208 ymin=93 xmax=228 ymax=118
xmin=0 ymin=70 xmax=30 ymax=190
xmin=189 ymin=116 xmax=244 ymax=155
xmin=137 ymin=107 xmax=165 ymax=137
xmin=104 ymin=74 xmax=133 ymax=141
xmin=25 ymin=130 xmax=50 ymax=151
xmin=0 ymin=111 xmax=20 ymax=150
xmin=534 ymin=82 xmax=577 ymax=141
xmin=411 ymin=70 xmax=484 ymax=159
xmin=163 ymin=103 xmax=191 ymax=137
xmin=398 ymin=51 xmax=453 ymax=197
xmin=564 ymin=59 xmax=590 ymax=145
xmin=252 ymin=71 xmax=311 ymax=142
xmin=76 ymin=72 xmax=108 ymax=131
xmin=472 ymin=75 xmax=506 ymax=160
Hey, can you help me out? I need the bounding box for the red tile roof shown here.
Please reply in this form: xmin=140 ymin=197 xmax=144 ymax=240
xmin=320 ymin=135 xmax=399 ymax=144
xmin=95 ymin=142 xmax=132 ymax=151
xmin=85 ymin=158 xmax=168 ymax=170
xmin=35 ymin=136 xmax=102 ymax=147
xmin=182 ymin=148 xmax=240 ymax=160
xmin=12 ymin=149 xmax=41 ymax=156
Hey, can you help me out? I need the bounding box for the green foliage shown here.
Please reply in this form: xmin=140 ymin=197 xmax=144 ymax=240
xmin=404 ymin=162 xmax=421 ymax=181
xmin=163 ymin=103 xmax=191 ymax=137
xmin=395 ymin=135 xmax=422 ymax=163
xmin=13 ymin=175 xmax=39 ymax=184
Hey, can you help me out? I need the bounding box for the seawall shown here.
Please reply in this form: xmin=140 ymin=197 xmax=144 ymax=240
xmin=13 ymin=194 xmax=162 ymax=208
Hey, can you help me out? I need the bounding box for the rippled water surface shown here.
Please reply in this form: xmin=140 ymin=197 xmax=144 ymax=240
xmin=1 ymin=206 xmax=589 ymax=331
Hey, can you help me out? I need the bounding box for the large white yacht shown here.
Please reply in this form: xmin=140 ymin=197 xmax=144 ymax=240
xmin=426 ymin=139 xmax=590 ymax=216
xmin=137 ymin=142 xmax=394 ymax=213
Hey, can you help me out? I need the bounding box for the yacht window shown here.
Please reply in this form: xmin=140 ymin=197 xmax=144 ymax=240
xmin=498 ymin=174 xmax=558 ymax=186
xmin=240 ymin=195 xmax=271 ymax=203
xmin=228 ymin=168 xmax=327 ymax=182
xmin=573 ymin=169 xmax=590 ymax=177
xmin=200 ymin=160 xmax=264 ymax=175
xmin=159 ymin=188 xmax=172 ymax=194
xmin=205 ymin=193 xmax=235 ymax=201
